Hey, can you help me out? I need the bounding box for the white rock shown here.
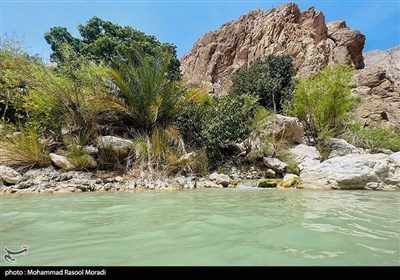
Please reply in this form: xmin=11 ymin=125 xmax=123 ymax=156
xmin=97 ymin=136 xmax=133 ymax=155
xmin=300 ymin=153 xmax=400 ymax=189
xmin=209 ymin=172 xmax=230 ymax=187
xmin=49 ymin=153 xmax=75 ymax=170
xmin=290 ymin=144 xmax=321 ymax=172
xmin=328 ymin=138 xmax=365 ymax=158
xmin=0 ymin=165 xmax=22 ymax=184
xmin=262 ymin=157 xmax=288 ymax=173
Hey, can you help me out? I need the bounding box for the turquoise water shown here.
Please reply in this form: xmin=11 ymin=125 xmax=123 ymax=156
xmin=1 ymin=189 xmax=399 ymax=266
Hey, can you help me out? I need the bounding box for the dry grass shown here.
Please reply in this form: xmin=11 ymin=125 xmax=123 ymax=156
xmin=0 ymin=127 xmax=51 ymax=170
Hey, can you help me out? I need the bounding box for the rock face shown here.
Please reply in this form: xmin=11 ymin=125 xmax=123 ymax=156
xmin=328 ymin=138 xmax=365 ymax=159
xmin=239 ymin=114 xmax=304 ymax=162
xmin=300 ymin=153 xmax=400 ymax=190
xmin=363 ymin=46 xmax=400 ymax=88
xmin=181 ymin=3 xmax=365 ymax=95
xmin=352 ymin=50 xmax=400 ymax=128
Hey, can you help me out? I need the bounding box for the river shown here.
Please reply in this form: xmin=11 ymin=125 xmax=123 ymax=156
xmin=1 ymin=189 xmax=399 ymax=265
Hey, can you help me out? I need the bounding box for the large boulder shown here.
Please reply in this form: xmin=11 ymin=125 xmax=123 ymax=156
xmin=260 ymin=114 xmax=304 ymax=144
xmin=181 ymin=3 xmax=365 ymax=95
xmin=300 ymin=153 xmax=400 ymax=190
xmin=97 ymin=136 xmax=134 ymax=156
xmin=240 ymin=114 xmax=304 ymax=161
xmin=209 ymin=172 xmax=230 ymax=187
xmin=262 ymin=157 xmax=288 ymax=173
xmin=49 ymin=153 xmax=75 ymax=170
xmin=290 ymin=144 xmax=321 ymax=172
xmin=281 ymin=174 xmax=299 ymax=188
xmin=328 ymin=138 xmax=365 ymax=158
xmin=0 ymin=165 xmax=22 ymax=184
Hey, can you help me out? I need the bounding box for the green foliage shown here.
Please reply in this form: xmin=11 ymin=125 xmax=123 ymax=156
xmin=251 ymin=106 xmax=269 ymax=130
xmin=288 ymin=65 xmax=357 ymax=143
xmin=0 ymin=37 xmax=40 ymax=123
xmin=103 ymin=48 xmax=181 ymax=132
xmin=341 ymin=124 xmax=400 ymax=152
xmin=231 ymin=55 xmax=294 ymax=112
xmin=45 ymin=16 xmax=181 ymax=81
xmin=176 ymin=94 xmax=254 ymax=166
xmin=0 ymin=126 xmax=51 ymax=169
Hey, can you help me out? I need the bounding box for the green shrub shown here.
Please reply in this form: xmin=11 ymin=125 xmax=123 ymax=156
xmin=231 ymin=54 xmax=294 ymax=112
xmin=288 ymin=65 xmax=358 ymax=143
xmin=176 ymin=94 xmax=254 ymax=166
xmin=341 ymin=124 xmax=400 ymax=152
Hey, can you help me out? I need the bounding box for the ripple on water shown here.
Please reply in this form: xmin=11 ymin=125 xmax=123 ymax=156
xmin=1 ymin=189 xmax=399 ymax=265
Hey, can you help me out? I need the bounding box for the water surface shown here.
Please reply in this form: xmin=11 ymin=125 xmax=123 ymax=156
xmin=1 ymin=189 xmax=399 ymax=265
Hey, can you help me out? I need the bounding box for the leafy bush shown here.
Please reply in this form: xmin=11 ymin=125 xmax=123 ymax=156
xmin=341 ymin=124 xmax=400 ymax=152
xmin=176 ymin=94 xmax=254 ymax=166
xmin=288 ymin=65 xmax=358 ymax=143
xmin=0 ymin=37 xmax=39 ymax=124
xmin=231 ymin=54 xmax=294 ymax=112
xmin=0 ymin=127 xmax=51 ymax=169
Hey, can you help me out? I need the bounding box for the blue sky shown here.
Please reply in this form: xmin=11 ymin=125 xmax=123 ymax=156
xmin=1 ymin=0 xmax=399 ymax=61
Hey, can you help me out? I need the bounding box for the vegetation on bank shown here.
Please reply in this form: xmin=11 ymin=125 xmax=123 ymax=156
xmin=1 ymin=18 xmax=399 ymax=177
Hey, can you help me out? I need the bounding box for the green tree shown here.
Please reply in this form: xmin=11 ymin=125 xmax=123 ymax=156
xmin=176 ymin=94 xmax=254 ymax=165
xmin=104 ymin=48 xmax=181 ymax=132
xmin=44 ymin=16 xmax=181 ymax=80
xmin=231 ymin=54 xmax=294 ymax=112
xmin=289 ymin=65 xmax=358 ymax=142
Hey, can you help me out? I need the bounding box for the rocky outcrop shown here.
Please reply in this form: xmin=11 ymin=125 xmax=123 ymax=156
xmin=181 ymin=3 xmax=365 ymax=95
xmin=328 ymin=138 xmax=365 ymax=159
xmin=0 ymin=167 xmax=226 ymax=194
xmin=363 ymin=46 xmax=400 ymax=88
xmin=299 ymin=152 xmax=400 ymax=190
xmin=352 ymin=57 xmax=400 ymax=128
xmin=239 ymin=114 xmax=304 ymax=162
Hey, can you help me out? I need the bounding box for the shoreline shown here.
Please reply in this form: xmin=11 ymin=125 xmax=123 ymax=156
xmin=0 ymin=166 xmax=396 ymax=195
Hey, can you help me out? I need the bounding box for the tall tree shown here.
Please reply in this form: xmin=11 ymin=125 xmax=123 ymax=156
xmin=231 ymin=54 xmax=294 ymax=112
xmin=45 ymin=16 xmax=181 ymax=80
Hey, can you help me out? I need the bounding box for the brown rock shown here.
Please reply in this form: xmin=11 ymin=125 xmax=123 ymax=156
xmin=181 ymin=3 xmax=365 ymax=95
xmin=363 ymin=46 xmax=400 ymax=88
xmin=355 ymin=67 xmax=386 ymax=88
xmin=352 ymin=48 xmax=400 ymax=128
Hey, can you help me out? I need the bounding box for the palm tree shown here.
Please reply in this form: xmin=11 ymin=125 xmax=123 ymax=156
xmin=101 ymin=46 xmax=207 ymax=174
xmin=105 ymin=47 xmax=181 ymax=132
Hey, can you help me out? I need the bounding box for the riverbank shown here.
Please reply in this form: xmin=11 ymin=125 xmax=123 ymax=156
xmin=1 ymin=149 xmax=399 ymax=195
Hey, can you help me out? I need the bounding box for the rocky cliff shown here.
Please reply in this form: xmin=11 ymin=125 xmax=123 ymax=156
xmin=364 ymin=46 xmax=400 ymax=88
xmin=181 ymin=3 xmax=365 ymax=94
xmin=352 ymin=46 xmax=400 ymax=128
